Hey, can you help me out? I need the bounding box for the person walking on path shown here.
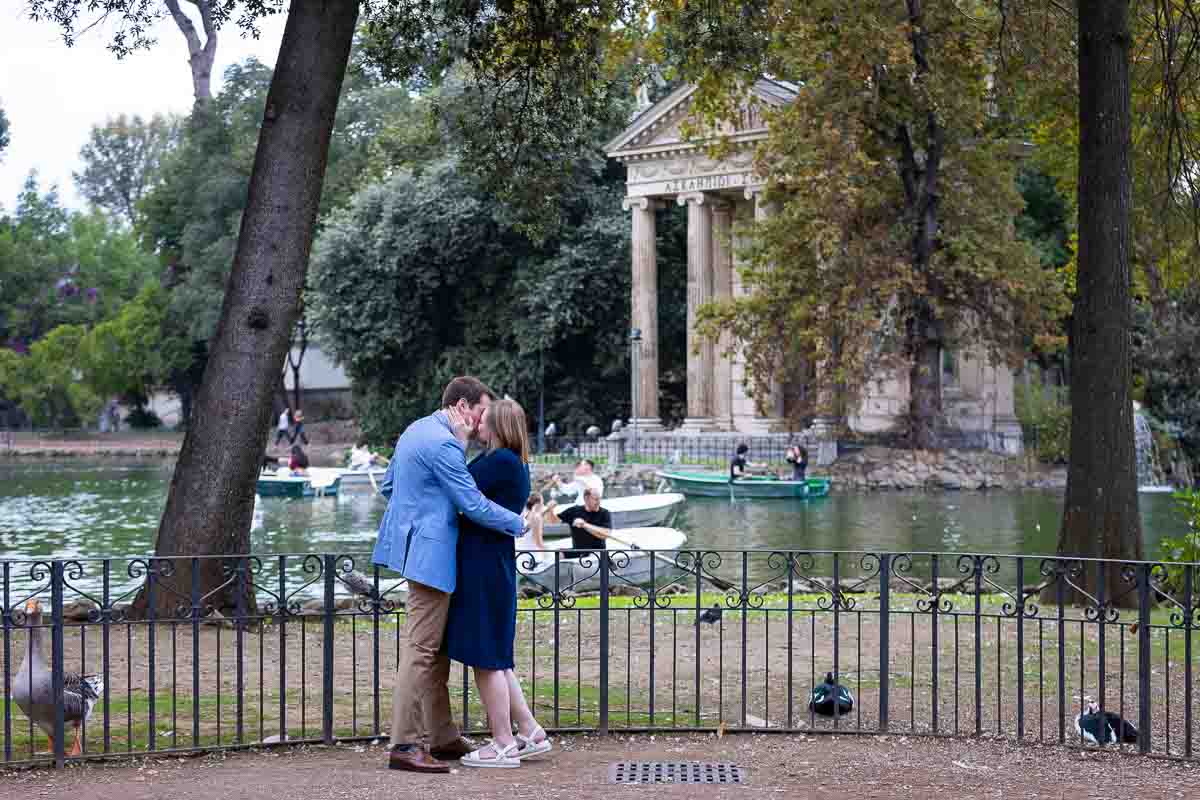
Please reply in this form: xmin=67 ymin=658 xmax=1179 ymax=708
xmin=372 ymin=377 xmax=524 ymax=774
xmin=289 ymin=409 xmax=309 ymax=445
xmin=444 ymin=399 xmax=552 ymax=768
xmin=275 ymin=408 xmax=291 ymax=446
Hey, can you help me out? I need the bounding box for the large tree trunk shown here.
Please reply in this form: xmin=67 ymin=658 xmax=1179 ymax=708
xmin=132 ymin=0 xmax=360 ymax=619
xmin=908 ymin=305 xmax=943 ymax=450
xmin=163 ymin=0 xmax=218 ymax=108
xmin=1049 ymin=0 xmax=1142 ymax=609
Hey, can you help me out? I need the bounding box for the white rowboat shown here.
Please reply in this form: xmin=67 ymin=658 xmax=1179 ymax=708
xmin=544 ymin=493 xmax=684 ymax=538
xmin=517 ymin=527 xmax=688 ymax=594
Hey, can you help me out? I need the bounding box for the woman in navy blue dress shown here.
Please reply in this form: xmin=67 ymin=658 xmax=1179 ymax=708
xmin=445 ymin=399 xmax=551 ymax=768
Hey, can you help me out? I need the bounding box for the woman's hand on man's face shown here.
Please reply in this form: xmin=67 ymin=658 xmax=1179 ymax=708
xmin=445 ymin=405 xmax=474 ymax=445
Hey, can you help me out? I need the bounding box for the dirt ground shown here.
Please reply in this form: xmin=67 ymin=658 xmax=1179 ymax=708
xmin=1 ymin=732 xmax=1197 ymax=800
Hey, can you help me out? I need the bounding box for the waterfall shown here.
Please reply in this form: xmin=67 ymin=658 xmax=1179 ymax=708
xmin=1134 ymin=404 xmax=1172 ymax=492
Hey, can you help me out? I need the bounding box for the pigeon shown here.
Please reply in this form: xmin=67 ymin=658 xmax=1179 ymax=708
xmin=1075 ymin=704 xmax=1139 ymax=745
xmin=809 ymin=672 xmax=854 ymax=717
xmin=697 ymin=604 xmax=722 ymax=625
xmin=340 ymin=569 xmax=380 ymax=601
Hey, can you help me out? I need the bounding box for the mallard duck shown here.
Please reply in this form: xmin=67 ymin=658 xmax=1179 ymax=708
xmin=809 ymin=672 xmax=854 ymax=717
xmin=1074 ymin=704 xmax=1140 ymax=745
xmin=11 ymin=598 xmax=104 ymax=756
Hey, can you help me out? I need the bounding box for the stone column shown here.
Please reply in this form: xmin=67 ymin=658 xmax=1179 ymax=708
xmin=710 ymin=199 xmax=735 ymax=431
xmin=732 ymin=185 xmax=785 ymax=432
xmin=677 ymin=191 xmax=715 ymax=431
xmin=623 ymin=196 xmax=664 ymax=431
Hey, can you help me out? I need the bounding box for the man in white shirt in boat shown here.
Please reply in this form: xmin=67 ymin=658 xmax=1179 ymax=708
xmin=549 ymin=459 xmax=604 ymax=505
xmin=545 ymin=486 xmax=612 ymax=559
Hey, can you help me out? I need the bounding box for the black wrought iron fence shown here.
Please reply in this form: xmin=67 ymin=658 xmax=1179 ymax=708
xmin=533 ymin=432 xmax=1027 ymax=468
xmin=1 ymin=550 xmax=1197 ymax=769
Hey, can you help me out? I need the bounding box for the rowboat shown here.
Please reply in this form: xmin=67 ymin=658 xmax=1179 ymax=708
xmin=543 ymin=493 xmax=685 ymax=538
xmin=655 ymin=470 xmax=831 ymax=499
xmin=308 ymin=466 xmax=386 ymax=492
xmin=255 ymin=470 xmax=341 ymax=499
xmin=517 ymin=527 xmax=688 ymax=594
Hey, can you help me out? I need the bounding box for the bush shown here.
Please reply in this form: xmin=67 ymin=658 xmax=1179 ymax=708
xmin=1014 ymin=381 xmax=1070 ymax=464
xmin=1157 ymin=488 xmax=1200 ymax=595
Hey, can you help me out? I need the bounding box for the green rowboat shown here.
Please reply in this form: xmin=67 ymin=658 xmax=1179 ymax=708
xmin=255 ymin=472 xmax=342 ymax=499
xmin=656 ymin=470 xmax=831 ymax=499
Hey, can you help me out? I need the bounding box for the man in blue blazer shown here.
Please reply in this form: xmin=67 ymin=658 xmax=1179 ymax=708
xmin=373 ymin=376 xmax=524 ymax=773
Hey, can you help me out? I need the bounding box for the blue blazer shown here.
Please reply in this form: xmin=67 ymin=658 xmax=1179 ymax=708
xmin=371 ymin=411 xmax=523 ymax=593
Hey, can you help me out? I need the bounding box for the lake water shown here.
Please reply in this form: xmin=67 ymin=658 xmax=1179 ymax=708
xmin=0 ymin=461 xmax=1187 ymax=566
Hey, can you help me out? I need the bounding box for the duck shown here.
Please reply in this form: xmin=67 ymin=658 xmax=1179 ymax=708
xmin=1074 ymin=704 xmax=1140 ymax=745
xmin=809 ymin=672 xmax=853 ymax=717
xmin=11 ymin=598 xmax=104 ymax=756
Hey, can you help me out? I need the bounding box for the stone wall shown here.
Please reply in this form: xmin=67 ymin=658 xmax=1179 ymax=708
xmin=533 ymin=445 xmax=1068 ymax=492
xmin=826 ymin=446 xmax=1064 ymax=490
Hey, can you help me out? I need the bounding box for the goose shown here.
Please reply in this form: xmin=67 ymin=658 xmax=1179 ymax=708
xmin=11 ymin=599 xmax=104 ymax=756
xmin=1074 ymin=704 xmax=1140 ymax=745
xmin=809 ymin=672 xmax=853 ymax=717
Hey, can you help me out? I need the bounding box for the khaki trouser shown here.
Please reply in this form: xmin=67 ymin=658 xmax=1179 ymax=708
xmin=390 ymin=580 xmax=459 ymax=747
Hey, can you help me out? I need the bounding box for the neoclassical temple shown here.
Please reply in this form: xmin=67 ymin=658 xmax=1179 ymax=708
xmin=606 ymin=79 xmax=1022 ymax=447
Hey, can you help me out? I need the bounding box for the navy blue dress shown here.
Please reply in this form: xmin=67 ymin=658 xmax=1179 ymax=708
xmin=444 ymin=448 xmax=530 ymax=670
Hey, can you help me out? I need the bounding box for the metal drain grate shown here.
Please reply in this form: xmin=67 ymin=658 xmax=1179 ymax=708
xmin=608 ymin=761 xmax=746 ymax=785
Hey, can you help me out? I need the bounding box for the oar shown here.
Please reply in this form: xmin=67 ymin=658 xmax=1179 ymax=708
xmin=605 ymin=531 xmax=737 ymax=593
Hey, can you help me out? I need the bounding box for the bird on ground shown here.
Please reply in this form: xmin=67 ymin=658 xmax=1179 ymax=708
xmin=697 ymin=604 xmax=722 ymax=625
xmin=1074 ymin=704 xmax=1140 ymax=745
xmin=12 ymin=599 xmax=104 ymax=756
xmin=809 ymin=672 xmax=854 ymax=717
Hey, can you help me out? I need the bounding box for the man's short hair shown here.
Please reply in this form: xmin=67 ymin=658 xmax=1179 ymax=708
xmin=441 ymin=376 xmax=495 ymax=409
xmin=583 ymin=486 xmax=604 ymax=499
xmin=578 ymin=458 xmax=595 ymax=470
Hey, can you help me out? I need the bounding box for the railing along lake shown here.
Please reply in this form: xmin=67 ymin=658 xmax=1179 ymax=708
xmin=1 ymin=549 xmax=1197 ymax=768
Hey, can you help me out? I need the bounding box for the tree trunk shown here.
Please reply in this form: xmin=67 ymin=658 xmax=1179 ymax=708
xmin=163 ymin=0 xmax=218 ymax=108
xmin=132 ymin=0 xmax=360 ymax=619
xmin=908 ymin=304 xmax=943 ymax=450
xmin=1048 ymin=0 xmax=1142 ymax=609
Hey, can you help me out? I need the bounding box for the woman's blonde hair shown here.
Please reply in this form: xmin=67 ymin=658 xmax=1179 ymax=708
xmin=487 ymin=398 xmax=530 ymax=464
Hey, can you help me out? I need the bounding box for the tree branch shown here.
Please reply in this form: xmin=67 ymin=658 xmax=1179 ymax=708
xmin=163 ymin=0 xmax=202 ymax=55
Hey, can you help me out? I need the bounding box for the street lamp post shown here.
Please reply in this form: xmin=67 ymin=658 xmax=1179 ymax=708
xmin=630 ymin=328 xmax=642 ymax=462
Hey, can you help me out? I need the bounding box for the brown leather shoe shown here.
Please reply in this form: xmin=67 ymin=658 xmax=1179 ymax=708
xmin=429 ymin=736 xmax=477 ymax=760
xmin=389 ymin=745 xmax=450 ymax=773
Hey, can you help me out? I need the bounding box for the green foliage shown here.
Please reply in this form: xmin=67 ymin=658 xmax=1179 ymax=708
xmin=668 ymin=2 xmax=1066 ymax=434
xmin=0 ymin=283 xmax=178 ymax=427
xmin=0 ymin=325 xmax=100 ymax=427
xmin=0 ymin=102 xmax=9 ymax=161
xmin=138 ymin=55 xmax=418 ymax=404
xmin=1134 ymin=288 xmax=1200 ymax=463
xmin=311 ymin=155 xmax=687 ymax=447
xmin=1014 ymin=381 xmax=1070 ymax=464
xmin=1157 ymin=489 xmax=1200 ymax=594
xmin=74 ymin=113 xmax=179 ymax=227
xmin=82 ymin=282 xmax=181 ymax=399
xmin=0 ymin=175 xmax=158 ymax=348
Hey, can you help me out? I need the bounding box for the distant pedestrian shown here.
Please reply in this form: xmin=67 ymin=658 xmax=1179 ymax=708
xmin=275 ymin=408 xmax=291 ymax=446
xmin=290 ymin=409 xmax=309 ymax=445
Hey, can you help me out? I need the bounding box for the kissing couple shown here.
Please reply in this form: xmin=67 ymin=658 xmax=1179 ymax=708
xmin=372 ymin=376 xmax=552 ymax=771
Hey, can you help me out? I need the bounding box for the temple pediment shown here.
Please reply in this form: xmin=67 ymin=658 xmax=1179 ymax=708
xmin=605 ymin=78 xmax=798 ymax=162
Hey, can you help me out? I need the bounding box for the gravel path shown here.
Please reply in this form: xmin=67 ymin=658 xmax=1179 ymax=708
xmin=2 ymin=732 xmax=1197 ymax=800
